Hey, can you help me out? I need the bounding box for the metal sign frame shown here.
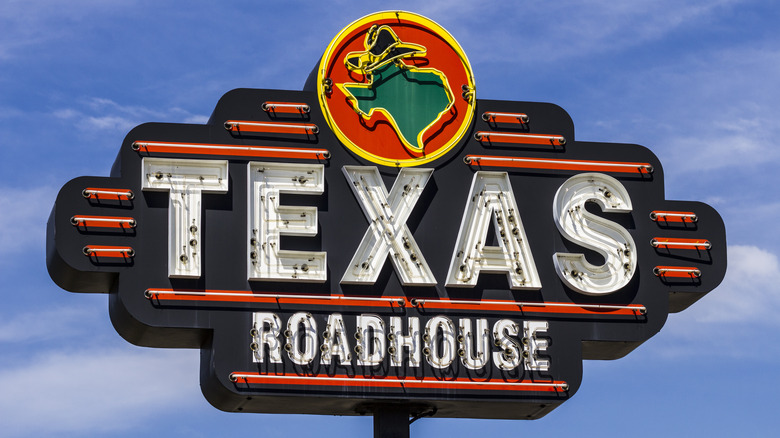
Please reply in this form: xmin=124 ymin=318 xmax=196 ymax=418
xmin=46 ymin=10 xmax=726 ymax=426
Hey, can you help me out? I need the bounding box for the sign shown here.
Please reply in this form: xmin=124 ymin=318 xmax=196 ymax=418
xmin=46 ymin=11 xmax=726 ymax=420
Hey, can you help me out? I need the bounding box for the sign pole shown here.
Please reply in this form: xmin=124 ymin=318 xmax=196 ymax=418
xmin=373 ymin=405 xmax=410 ymax=438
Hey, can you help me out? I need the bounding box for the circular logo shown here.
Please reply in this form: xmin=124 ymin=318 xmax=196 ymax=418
xmin=317 ymin=11 xmax=476 ymax=167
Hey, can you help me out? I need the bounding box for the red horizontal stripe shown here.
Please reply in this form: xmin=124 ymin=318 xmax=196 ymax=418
xmin=82 ymin=187 xmax=133 ymax=200
xmin=145 ymin=289 xmax=644 ymax=316
xmin=466 ymin=155 xmax=652 ymax=174
xmin=231 ymin=372 xmax=567 ymax=393
xmin=71 ymin=215 xmax=135 ymax=229
xmin=225 ymin=120 xmax=318 ymax=134
xmin=133 ymin=141 xmax=328 ymax=160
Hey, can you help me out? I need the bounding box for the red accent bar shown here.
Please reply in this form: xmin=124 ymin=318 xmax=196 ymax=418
xmin=132 ymin=141 xmax=330 ymax=160
xmin=71 ymin=215 xmax=136 ymax=229
xmin=82 ymin=188 xmax=134 ymax=200
xmin=262 ymin=101 xmax=310 ymax=114
xmin=465 ymin=155 xmax=654 ymax=174
xmin=82 ymin=245 xmax=135 ymax=258
xmin=145 ymin=289 xmax=405 ymax=308
xmin=144 ymin=289 xmax=645 ymax=316
xmin=411 ymin=298 xmax=646 ymax=316
xmin=224 ymin=120 xmax=319 ymax=135
xmin=229 ymin=372 xmax=569 ymax=393
xmin=475 ymin=131 xmax=565 ymax=146
xmin=651 ymin=238 xmax=711 ymax=250
xmin=650 ymin=211 xmax=698 ymax=223
xmin=653 ymin=266 xmax=702 ymax=278
xmin=482 ymin=111 xmax=529 ymax=124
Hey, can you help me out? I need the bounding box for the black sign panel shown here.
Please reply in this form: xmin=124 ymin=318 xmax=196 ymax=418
xmin=46 ymin=12 xmax=726 ymax=420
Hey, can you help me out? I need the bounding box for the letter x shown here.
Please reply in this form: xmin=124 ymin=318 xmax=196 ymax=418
xmin=341 ymin=166 xmax=436 ymax=286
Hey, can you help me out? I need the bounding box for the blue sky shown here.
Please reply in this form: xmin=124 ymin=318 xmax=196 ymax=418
xmin=1 ymin=0 xmax=779 ymax=436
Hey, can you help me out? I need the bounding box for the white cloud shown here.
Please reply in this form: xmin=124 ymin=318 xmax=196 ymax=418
xmin=53 ymin=97 xmax=209 ymax=136
xmin=652 ymin=47 xmax=780 ymax=172
xmin=0 ymin=0 xmax=137 ymax=60
xmin=684 ymin=245 xmax=780 ymax=324
xmin=0 ymin=305 xmax=102 ymax=344
xmin=0 ymin=347 xmax=199 ymax=437
xmin=433 ymin=0 xmax=744 ymax=64
xmin=646 ymin=244 xmax=780 ymax=359
xmin=0 ymin=186 xmax=57 ymax=257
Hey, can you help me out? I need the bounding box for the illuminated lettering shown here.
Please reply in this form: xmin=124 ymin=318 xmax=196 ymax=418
xmin=424 ymin=316 xmax=456 ymax=369
xmin=458 ymin=318 xmax=489 ymax=369
xmin=356 ymin=314 xmax=385 ymax=366
xmin=388 ymin=316 xmax=421 ymax=367
xmin=523 ymin=320 xmax=549 ymax=371
xmin=141 ymin=158 xmax=229 ymax=278
xmin=320 ymin=313 xmax=351 ymax=365
xmin=248 ymin=162 xmax=326 ymax=282
xmin=251 ymin=312 xmax=283 ymax=363
xmin=341 ymin=166 xmax=437 ymax=286
xmin=493 ymin=319 xmax=521 ymax=370
xmin=285 ymin=312 xmax=318 ymax=365
xmin=552 ymin=173 xmax=636 ymax=295
xmin=251 ymin=312 xmax=549 ymax=372
xmin=446 ymin=171 xmax=541 ymax=290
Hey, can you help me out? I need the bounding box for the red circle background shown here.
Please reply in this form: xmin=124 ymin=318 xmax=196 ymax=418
xmin=322 ymin=17 xmax=472 ymax=162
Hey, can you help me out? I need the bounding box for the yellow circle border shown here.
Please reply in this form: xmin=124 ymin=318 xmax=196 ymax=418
xmin=317 ymin=11 xmax=476 ymax=168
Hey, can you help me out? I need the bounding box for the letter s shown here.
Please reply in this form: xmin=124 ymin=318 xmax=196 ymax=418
xmin=552 ymin=173 xmax=636 ymax=295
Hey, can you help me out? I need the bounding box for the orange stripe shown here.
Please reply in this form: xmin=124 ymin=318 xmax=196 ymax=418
xmin=225 ymin=120 xmax=318 ymax=135
xmin=466 ymin=155 xmax=653 ymax=174
xmin=145 ymin=289 xmax=644 ymax=316
xmin=132 ymin=141 xmax=329 ymax=160
xmin=262 ymin=101 xmax=311 ymax=114
xmin=83 ymin=245 xmax=134 ymax=258
xmin=475 ymin=132 xmax=564 ymax=146
xmin=147 ymin=290 xmax=404 ymax=308
xmin=650 ymin=210 xmax=697 ymax=223
xmin=82 ymin=187 xmax=133 ymax=200
xmin=71 ymin=215 xmax=136 ymax=229
xmin=653 ymin=266 xmax=701 ymax=278
xmin=651 ymin=237 xmax=711 ymax=250
xmin=482 ymin=112 xmax=528 ymax=124
xmin=231 ymin=372 xmax=567 ymax=392
xmin=414 ymin=299 xmax=644 ymax=316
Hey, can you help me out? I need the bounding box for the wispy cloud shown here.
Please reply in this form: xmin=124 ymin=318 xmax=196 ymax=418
xmin=0 ymin=346 xmax=199 ymax=437
xmin=0 ymin=305 xmax=102 ymax=344
xmin=54 ymin=97 xmax=208 ymax=135
xmin=649 ymin=46 xmax=780 ymax=173
xmin=647 ymin=245 xmax=780 ymax=359
xmin=0 ymin=0 xmax=138 ymax=60
xmin=420 ymin=0 xmax=744 ymax=64
xmin=0 ymin=185 xmax=57 ymax=257
xmin=684 ymin=245 xmax=780 ymax=324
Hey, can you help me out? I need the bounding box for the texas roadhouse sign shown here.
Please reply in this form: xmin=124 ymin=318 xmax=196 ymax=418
xmin=46 ymin=11 xmax=726 ymax=421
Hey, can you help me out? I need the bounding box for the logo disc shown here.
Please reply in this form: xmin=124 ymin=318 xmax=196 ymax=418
xmin=317 ymin=11 xmax=476 ymax=167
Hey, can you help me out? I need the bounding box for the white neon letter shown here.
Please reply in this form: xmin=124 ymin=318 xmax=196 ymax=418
xmin=248 ymin=162 xmax=326 ymax=282
xmin=523 ymin=321 xmax=549 ymax=371
xmin=356 ymin=314 xmax=385 ymax=366
xmin=320 ymin=313 xmax=351 ymax=365
xmin=341 ymin=166 xmax=436 ymax=286
xmin=142 ymin=158 xmax=229 ymax=278
xmin=285 ymin=312 xmax=317 ymax=365
xmin=493 ymin=319 xmax=521 ymax=370
xmin=446 ymin=171 xmax=541 ymax=289
xmin=389 ymin=316 xmax=421 ymax=367
xmin=552 ymin=173 xmax=636 ymax=295
xmin=459 ymin=318 xmax=489 ymax=370
xmin=424 ymin=316 xmax=456 ymax=369
xmin=251 ymin=312 xmax=282 ymax=364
